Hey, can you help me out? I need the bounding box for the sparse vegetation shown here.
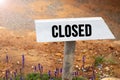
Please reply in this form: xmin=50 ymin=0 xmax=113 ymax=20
xmin=105 ymin=58 xmax=117 ymax=65
xmin=94 ymin=55 xmax=105 ymax=67
xmin=73 ymin=76 xmax=88 ymax=80
xmin=0 ymin=73 xmax=89 ymax=80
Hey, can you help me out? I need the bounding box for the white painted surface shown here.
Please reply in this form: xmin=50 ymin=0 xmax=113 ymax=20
xmin=35 ymin=17 xmax=115 ymax=42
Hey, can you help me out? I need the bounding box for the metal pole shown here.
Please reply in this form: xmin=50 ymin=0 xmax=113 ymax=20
xmin=62 ymin=41 xmax=76 ymax=80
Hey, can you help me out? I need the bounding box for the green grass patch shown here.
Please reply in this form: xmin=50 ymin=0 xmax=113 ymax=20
xmin=73 ymin=76 xmax=88 ymax=80
xmin=26 ymin=73 xmax=49 ymax=80
xmin=0 ymin=73 xmax=89 ymax=80
xmin=105 ymin=58 xmax=117 ymax=65
xmin=94 ymin=55 xmax=105 ymax=66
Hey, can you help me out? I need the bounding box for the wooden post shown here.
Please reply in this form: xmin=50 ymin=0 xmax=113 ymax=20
xmin=62 ymin=41 xmax=76 ymax=80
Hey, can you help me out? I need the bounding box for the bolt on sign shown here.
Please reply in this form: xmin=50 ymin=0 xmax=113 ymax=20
xmin=35 ymin=17 xmax=115 ymax=42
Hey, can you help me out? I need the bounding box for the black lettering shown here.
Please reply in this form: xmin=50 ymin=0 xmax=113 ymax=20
xmin=52 ymin=25 xmax=58 ymax=38
xmin=85 ymin=24 xmax=92 ymax=36
xmin=72 ymin=24 xmax=78 ymax=37
xmin=59 ymin=25 xmax=64 ymax=37
xmin=79 ymin=24 xmax=84 ymax=36
xmin=65 ymin=25 xmax=71 ymax=37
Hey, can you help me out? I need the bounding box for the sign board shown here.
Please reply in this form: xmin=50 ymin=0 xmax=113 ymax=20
xmin=35 ymin=17 xmax=115 ymax=42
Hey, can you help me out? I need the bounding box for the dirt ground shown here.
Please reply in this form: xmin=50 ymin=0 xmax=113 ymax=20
xmin=0 ymin=28 xmax=120 ymax=78
xmin=0 ymin=0 xmax=120 ymax=79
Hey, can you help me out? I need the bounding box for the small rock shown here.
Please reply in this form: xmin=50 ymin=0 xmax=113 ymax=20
xmin=55 ymin=53 xmax=62 ymax=57
xmin=43 ymin=42 xmax=48 ymax=45
xmin=105 ymin=74 xmax=109 ymax=77
xmin=76 ymin=58 xmax=81 ymax=61
xmin=84 ymin=64 xmax=91 ymax=68
xmin=110 ymin=65 xmax=113 ymax=68
xmin=59 ymin=62 xmax=63 ymax=64
xmin=2 ymin=71 xmax=5 ymax=74
xmin=31 ymin=66 xmax=34 ymax=69
xmin=75 ymin=65 xmax=79 ymax=68
xmin=95 ymin=52 xmax=97 ymax=54
xmin=17 ymin=61 xmax=20 ymax=65
xmin=10 ymin=71 xmax=13 ymax=74
xmin=100 ymin=70 xmax=103 ymax=74
xmin=95 ymin=70 xmax=97 ymax=73
xmin=97 ymin=64 xmax=103 ymax=70
xmin=49 ymin=57 xmax=53 ymax=60
xmin=105 ymin=67 xmax=110 ymax=71
xmin=81 ymin=67 xmax=87 ymax=72
xmin=43 ymin=54 xmax=48 ymax=57
xmin=78 ymin=68 xmax=81 ymax=70
xmin=119 ymin=57 xmax=120 ymax=60
xmin=57 ymin=58 xmax=62 ymax=62
xmin=82 ymin=49 xmax=87 ymax=53
xmin=104 ymin=48 xmax=107 ymax=51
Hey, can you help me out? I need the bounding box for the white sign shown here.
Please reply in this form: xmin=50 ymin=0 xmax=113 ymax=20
xmin=35 ymin=17 xmax=115 ymax=42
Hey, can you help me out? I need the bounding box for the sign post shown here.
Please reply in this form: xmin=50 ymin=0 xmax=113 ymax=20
xmin=35 ymin=17 xmax=115 ymax=80
xmin=62 ymin=41 xmax=76 ymax=80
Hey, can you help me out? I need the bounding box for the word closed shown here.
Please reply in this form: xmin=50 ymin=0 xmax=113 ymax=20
xmin=35 ymin=17 xmax=115 ymax=42
xmin=52 ymin=24 xmax=92 ymax=38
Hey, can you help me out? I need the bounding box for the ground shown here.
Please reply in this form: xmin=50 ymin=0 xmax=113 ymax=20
xmin=0 ymin=28 xmax=120 ymax=79
xmin=0 ymin=0 xmax=120 ymax=79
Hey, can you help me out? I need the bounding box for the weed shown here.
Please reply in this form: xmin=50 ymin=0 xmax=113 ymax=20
xmin=105 ymin=58 xmax=117 ymax=65
xmin=94 ymin=55 xmax=105 ymax=66
xmin=26 ymin=73 xmax=40 ymax=80
xmin=73 ymin=76 xmax=88 ymax=80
